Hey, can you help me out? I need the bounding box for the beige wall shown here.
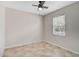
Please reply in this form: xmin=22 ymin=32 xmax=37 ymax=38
xmin=44 ymin=2 xmax=79 ymax=54
xmin=5 ymin=8 xmax=43 ymax=48
xmin=0 ymin=5 xmax=5 ymax=56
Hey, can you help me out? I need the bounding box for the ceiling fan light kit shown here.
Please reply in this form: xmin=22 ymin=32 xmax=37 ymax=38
xmin=38 ymin=7 xmax=43 ymax=11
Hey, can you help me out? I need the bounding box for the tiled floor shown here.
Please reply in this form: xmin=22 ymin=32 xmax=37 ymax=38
xmin=3 ymin=41 xmax=79 ymax=57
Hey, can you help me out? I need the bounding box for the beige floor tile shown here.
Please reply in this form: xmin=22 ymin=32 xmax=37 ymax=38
xmin=3 ymin=41 xmax=79 ymax=57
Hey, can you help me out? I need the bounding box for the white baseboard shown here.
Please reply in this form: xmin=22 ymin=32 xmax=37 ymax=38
xmin=44 ymin=40 xmax=79 ymax=55
xmin=5 ymin=40 xmax=42 ymax=49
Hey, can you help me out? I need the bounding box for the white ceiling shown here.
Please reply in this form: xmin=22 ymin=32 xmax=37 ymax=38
xmin=0 ymin=1 xmax=77 ymax=15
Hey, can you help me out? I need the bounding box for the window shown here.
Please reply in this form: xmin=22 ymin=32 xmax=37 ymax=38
xmin=53 ymin=15 xmax=65 ymax=36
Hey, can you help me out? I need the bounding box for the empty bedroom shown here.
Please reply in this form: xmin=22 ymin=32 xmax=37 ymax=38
xmin=0 ymin=0 xmax=79 ymax=57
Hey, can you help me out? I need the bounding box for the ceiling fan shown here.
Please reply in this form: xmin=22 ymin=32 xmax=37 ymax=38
xmin=32 ymin=1 xmax=48 ymax=11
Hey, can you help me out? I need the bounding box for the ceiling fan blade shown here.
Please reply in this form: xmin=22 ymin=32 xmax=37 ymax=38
xmin=32 ymin=5 xmax=38 ymax=7
xmin=42 ymin=6 xmax=48 ymax=9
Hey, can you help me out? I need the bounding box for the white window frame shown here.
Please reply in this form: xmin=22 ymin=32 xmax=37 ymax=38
xmin=53 ymin=15 xmax=66 ymax=36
